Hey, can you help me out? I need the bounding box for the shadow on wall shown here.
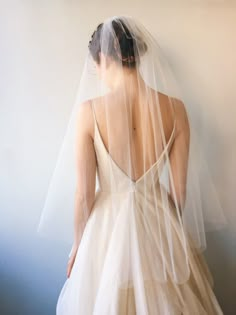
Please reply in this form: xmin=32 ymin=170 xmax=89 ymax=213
xmin=0 ymin=235 xmax=68 ymax=315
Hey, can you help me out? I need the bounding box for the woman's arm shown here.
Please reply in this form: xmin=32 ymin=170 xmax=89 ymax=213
xmin=73 ymin=100 xmax=97 ymax=247
xmin=67 ymin=101 xmax=96 ymax=278
xmin=169 ymin=99 xmax=190 ymax=213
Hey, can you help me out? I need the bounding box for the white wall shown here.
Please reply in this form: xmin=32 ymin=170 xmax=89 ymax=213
xmin=0 ymin=1 xmax=235 ymax=314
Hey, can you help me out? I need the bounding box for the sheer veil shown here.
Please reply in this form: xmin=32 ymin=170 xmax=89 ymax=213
xmin=37 ymin=15 xmax=227 ymax=283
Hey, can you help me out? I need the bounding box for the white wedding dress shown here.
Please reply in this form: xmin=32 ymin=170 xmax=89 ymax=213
xmin=56 ymin=104 xmax=224 ymax=315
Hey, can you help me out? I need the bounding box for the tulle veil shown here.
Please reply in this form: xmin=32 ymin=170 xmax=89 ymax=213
xmin=37 ymin=15 xmax=227 ymax=284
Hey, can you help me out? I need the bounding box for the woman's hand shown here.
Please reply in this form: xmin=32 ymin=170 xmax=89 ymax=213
xmin=67 ymin=244 xmax=79 ymax=278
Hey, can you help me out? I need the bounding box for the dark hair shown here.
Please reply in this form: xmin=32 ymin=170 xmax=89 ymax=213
xmin=88 ymin=19 xmax=147 ymax=68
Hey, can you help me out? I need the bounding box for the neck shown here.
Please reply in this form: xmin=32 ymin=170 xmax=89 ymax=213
xmin=110 ymin=66 xmax=144 ymax=98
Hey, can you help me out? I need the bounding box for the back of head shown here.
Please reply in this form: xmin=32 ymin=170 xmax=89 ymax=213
xmin=88 ymin=16 xmax=148 ymax=69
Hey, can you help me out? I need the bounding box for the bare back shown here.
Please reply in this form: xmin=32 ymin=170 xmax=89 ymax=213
xmin=90 ymin=89 xmax=177 ymax=182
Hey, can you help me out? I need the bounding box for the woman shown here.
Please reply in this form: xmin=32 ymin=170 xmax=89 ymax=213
xmin=38 ymin=15 xmax=226 ymax=314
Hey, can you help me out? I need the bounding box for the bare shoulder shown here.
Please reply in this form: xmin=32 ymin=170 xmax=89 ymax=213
xmin=76 ymin=100 xmax=94 ymax=138
xmin=157 ymin=92 xmax=190 ymax=142
xmin=171 ymin=97 xmax=190 ymax=134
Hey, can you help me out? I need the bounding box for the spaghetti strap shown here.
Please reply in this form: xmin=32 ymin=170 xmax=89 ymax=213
xmin=90 ymin=101 xmax=99 ymax=140
xmin=169 ymin=117 xmax=176 ymax=146
xmin=90 ymin=101 xmax=96 ymax=124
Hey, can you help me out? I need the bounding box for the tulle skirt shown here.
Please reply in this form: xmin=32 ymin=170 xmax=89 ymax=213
xmin=56 ymin=191 xmax=224 ymax=315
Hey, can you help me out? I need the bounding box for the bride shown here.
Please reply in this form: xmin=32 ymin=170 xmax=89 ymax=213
xmin=38 ymin=15 xmax=226 ymax=314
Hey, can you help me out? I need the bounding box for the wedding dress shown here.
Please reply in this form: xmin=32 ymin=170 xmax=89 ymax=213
xmin=56 ymin=102 xmax=224 ymax=315
xmin=37 ymin=15 xmax=226 ymax=315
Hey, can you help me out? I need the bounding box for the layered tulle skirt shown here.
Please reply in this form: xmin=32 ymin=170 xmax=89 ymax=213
xmin=56 ymin=190 xmax=223 ymax=315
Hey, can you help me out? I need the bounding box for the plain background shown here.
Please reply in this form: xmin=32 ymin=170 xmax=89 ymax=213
xmin=0 ymin=0 xmax=235 ymax=314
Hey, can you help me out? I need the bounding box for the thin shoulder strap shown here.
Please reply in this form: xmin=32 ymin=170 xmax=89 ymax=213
xmin=90 ymin=101 xmax=95 ymax=120
xmin=90 ymin=101 xmax=100 ymax=146
xmin=90 ymin=101 xmax=98 ymax=129
xmin=167 ymin=117 xmax=176 ymax=151
xmin=170 ymin=117 xmax=176 ymax=142
xmin=160 ymin=117 xmax=176 ymax=157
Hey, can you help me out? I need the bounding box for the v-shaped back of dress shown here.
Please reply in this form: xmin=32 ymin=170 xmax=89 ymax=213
xmin=91 ymin=102 xmax=176 ymax=192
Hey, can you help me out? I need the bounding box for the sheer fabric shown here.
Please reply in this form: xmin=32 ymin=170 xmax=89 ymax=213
xmin=37 ymin=16 xmax=227 ymax=312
